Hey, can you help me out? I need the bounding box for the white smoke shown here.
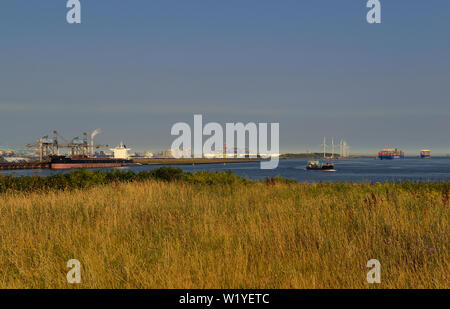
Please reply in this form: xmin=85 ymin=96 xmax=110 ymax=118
xmin=91 ymin=128 xmax=101 ymax=140
xmin=90 ymin=129 xmax=101 ymax=155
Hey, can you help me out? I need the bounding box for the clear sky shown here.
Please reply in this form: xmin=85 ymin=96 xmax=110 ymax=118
xmin=0 ymin=0 xmax=449 ymax=154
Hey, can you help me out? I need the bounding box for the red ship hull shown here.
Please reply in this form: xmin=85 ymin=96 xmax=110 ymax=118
xmin=51 ymin=162 xmax=124 ymax=170
xmin=49 ymin=155 xmax=130 ymax=170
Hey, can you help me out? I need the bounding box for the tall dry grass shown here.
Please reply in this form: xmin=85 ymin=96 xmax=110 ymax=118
xmin=0 ymin=180 xmax=447 ymax=288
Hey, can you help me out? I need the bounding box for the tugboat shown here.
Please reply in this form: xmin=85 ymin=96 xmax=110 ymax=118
xmin=306 ymin=160 xmax=335 ymax=171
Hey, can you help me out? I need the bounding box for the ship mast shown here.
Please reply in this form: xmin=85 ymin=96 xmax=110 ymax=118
xmin=322 ymin=137 xmax=327 ymax=159
xmin=331 ymin=138 xmax=335 ymax=159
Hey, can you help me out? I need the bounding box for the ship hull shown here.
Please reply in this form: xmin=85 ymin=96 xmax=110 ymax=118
xmin=378 ymin=155 xmax=405 ymax=160
xmin=379 ymin=155 xmax=393 ymax=160
xmin=49 ymin=156 xmax=131 ymax=170
xmin=306 ymin=166 xmax=335 ymax=170
xmin=51 ymin=162 xmax=124 ymax=170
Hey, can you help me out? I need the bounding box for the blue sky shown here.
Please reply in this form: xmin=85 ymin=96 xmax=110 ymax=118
xmin=0 ymin=0 xmax=449 ymax=154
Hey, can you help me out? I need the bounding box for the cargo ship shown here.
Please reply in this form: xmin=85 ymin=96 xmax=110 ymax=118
xmin=0 ymin=150 xmax=15 ymax=157
xmin=49 ymin=155 xmax=131 ymax=170
xmin=420 ymin=149 xmax=431 ymax=159
xmin=378 ymin=148 xmax=404 ymax=160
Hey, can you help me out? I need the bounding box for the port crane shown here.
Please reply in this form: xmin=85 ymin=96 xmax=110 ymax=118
xmin=26 ymin=130 xmax=108 ymax=161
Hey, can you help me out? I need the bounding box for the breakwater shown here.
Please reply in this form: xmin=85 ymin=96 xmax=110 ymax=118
xmin=0 ymin=161 xmax=49 ymax=170
xmin=0 ymin=158 xmax=259 ymax=171
xmin=133 ymin=158 xmax=260 ymax=165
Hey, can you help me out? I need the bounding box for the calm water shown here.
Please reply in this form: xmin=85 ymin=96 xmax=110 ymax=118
xmin=2 ymin=157 xmax=450 ymax=183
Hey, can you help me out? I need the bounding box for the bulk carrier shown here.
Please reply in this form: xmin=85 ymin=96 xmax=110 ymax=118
xmin=0 ymin=130 xmax=135 ymax=170
xmin=49 ymin=155 xmax=131 ymax=170
xmin=378 ymin=148 xmax=404 ymax=160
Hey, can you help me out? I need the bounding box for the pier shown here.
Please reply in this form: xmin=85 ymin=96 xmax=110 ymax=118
xmin=132 ymin=158 xmax=260 ymax=165
xmin=0 ymin=158 xmax=259 ymax=171
xmin=0 ymin=161 xmax=50 ymax=170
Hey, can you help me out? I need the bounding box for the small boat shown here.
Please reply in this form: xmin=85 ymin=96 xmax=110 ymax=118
xmin=306 ymin=160 xmax=335 ymax=171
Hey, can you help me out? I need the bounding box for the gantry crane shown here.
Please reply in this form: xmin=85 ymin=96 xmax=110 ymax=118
xmin=27 ymin=130 xmax=108 ymax=161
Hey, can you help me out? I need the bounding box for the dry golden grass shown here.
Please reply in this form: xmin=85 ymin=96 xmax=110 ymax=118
xmin=0 ymin=181 xmax=448 ymax=288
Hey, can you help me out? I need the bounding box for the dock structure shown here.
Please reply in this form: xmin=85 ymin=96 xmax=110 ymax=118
xmin=0 ymin=161 xmax=50 ymax=170
xmin=0 ymin=158 xmax=260 ymax=171
xmin=26 ymin=130 xmax=108 ymax=161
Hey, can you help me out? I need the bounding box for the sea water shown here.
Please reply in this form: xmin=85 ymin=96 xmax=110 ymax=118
xmin=2 ymin=157 xmax=450 ymax=183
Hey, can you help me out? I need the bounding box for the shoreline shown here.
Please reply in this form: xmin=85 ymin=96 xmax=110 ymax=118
xmin=1 ymin=167 xmax=449 ymax=194
xmin=0 ymin=157 xmax=260 ymax=171
xmin=132 ymin=158 xmax=260 ymax=165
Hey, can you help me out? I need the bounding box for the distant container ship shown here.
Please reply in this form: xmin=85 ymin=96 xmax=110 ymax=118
xmin=0 ymin=150 xmax=15 ymax=157
xmin=49 ymin=155 xmax=131 ymax=170
xmin=420 ymin=149 xmax=431 ymax=159
xmin=378 ymin=148 xmax=404 ymax=160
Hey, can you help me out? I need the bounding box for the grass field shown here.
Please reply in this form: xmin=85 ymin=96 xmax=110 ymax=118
xmin=0 ymin=175 xmax=448 ymax=288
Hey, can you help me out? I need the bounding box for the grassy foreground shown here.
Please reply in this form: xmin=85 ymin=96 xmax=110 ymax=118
xmin=0 ymin=171 xmax=448 ymax=288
